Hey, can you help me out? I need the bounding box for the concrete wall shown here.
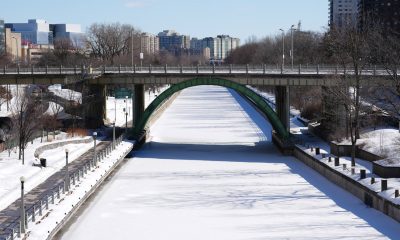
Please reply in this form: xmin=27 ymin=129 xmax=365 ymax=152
xmin=373 ymin=163 xmax=400 ymax=178
xmin=293 ymin=146 xmax=400 ymax=222
xmin=34 ymin=137 xmax=92 ymax=158
xmin=330 ymin=141 xmax=383 ymax=162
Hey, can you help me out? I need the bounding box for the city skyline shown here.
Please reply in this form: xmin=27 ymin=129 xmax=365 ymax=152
xmin=1 ymin=0 xmax=328 ymax=41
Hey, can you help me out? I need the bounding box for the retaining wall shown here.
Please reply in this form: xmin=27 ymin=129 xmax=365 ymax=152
xmin=330 ymin=142 xmax=383 ymax=162
xmin=34 ymin=137 xmax=93 ymax=158
xmin=293 ymin=146 xmax=400 ymax=222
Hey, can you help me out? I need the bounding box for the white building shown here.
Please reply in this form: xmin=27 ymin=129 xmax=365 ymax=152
xmin=140 ymin=33 xmax=159 ymax=55
xmin=329 ymin=0 xmax=359 ymax=28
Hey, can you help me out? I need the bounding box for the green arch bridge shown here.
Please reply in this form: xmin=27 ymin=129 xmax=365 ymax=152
xmin=131 ymin=78 xmax=290 ymax=142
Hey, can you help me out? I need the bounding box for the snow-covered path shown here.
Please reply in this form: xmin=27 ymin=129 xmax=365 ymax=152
xmin=60 ymin=86 xmax=400 ymax=240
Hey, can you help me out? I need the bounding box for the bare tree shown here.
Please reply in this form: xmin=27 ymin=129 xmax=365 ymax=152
xmin=324 ymin=25 xmax=373 ymax=166
xmin=11 ymin=89 xmax=42 ymax=164
xmin=369 ymin=30 xmax=400 ymax=124
xmin=86 ymin=23 xmax=141 ymax=65
xmin=0 ymin=86 xmax=11 ymax=112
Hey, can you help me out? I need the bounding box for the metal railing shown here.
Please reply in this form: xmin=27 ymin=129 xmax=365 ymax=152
xmin=0 ymin=64 xmax=393 ymax=77
xmin=0 ymin=134 xmax=126 ymax=240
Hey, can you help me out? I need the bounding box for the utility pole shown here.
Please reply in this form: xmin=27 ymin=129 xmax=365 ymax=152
xmin=131 ymin=31 xmax=134 ymax=70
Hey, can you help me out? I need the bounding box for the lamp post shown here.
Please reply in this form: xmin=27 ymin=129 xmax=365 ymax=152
xmin=65 ymin=148 xmax=69 ymax=192
xmin=93 ymin=132 xmax=97 ymax=167
xmin=125 ymin=112 xmax=128 ymax=133
xmin=290 ymin=25 xmax=296 ymax=70
xmin=279 ymin=29 xmax=285 ymax=71
xmin=11 ymin=36 xmax=19 ymax=65
xmin=140 ymin=36 xmax=143 ymax=71
xmin=131 ymin=31 xmax=134 ymax=70
xmin=114 ymin=97 xmax=117 ymax=125
xmin=112 ymin=122 xmax=116 ymax=149
xmin=125 ymin=96 xmax=128 ymax=117
xmin=20 ymin=176 xmax=25 ymax=234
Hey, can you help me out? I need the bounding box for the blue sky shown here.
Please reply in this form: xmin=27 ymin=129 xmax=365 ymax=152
xmin=2 ymin=0 xmax=328 ymax=41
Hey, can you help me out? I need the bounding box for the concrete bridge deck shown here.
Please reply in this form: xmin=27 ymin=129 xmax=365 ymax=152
xmin=0 ymin=65 xmax=393 ymax=86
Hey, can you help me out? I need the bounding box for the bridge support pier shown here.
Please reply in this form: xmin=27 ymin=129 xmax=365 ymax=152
xmin=275 ymin=86 xmax=290 ymax=133
xmin=84 ymin=85 xmax=106 ymax=129
xmin=134 ymin=84 xmax=145 ymax=128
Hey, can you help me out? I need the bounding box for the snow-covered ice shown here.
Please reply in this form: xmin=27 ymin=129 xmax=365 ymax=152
xmin=60 ymin=86 xmax=400 ymax=239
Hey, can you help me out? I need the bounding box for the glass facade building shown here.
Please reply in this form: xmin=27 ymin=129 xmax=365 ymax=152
xmin=0 ymin=19 xmax=4 ymax=55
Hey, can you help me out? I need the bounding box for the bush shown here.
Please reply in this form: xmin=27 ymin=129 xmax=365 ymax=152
xmin=300 ymin=102 xmax=322 ymax=121
xmin=67 ymin=128 xmax=88 ymax=138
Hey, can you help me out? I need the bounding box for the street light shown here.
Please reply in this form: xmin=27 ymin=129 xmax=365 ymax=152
xmin=125 ymin=96 xmax=128 ymax=117
xmin=290 ymin=25 xmax=297 ymax=70
xmin=20 ymin=176 xmax=26 ymax=234
xmin=114 ymin=96 xmax=117 ymax=126
xmin=279 ymin=29 xmax=285 ymax=71
xmin=65 ymin=148 xmax=69 ymax=192
xmin=112 ymin=122 xmax=116 ymax=149
xmin=125 ymin=112 xmax=128 ymax=133
xmin=11 ymin=36 xmax=19 ymax=65
xmin=93 ymin=132 xmax=97 ymax=167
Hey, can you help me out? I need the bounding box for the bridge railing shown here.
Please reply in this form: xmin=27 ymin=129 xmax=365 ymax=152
xmin=0 ymin=64 xmax=392 ymax=77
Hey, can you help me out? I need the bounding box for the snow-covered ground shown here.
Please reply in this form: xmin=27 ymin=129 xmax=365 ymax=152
xmin=23 ymin=140 xmax=134 ymax=240
xmin=341 ymin=128 xmax=400 ymax=159
xmin=0 ymin=85 xmax=24 ymax=117
xmin=60 ymin=86 xmax=400 ymax=240
xmin=0 ymin=134 xmax=95 ymax=211
xmin=48 ymin=84 xmax=82 ymax=103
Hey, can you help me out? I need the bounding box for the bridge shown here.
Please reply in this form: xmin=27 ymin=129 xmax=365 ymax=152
xmin=0 ymin=65 xmax=393 ymax=144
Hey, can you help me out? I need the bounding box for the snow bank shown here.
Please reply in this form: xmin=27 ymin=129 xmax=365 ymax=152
xmin=48 ymin=84 xmax=82 ymax=103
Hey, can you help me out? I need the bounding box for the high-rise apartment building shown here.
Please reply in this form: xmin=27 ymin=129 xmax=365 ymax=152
xmin=359 ymin=0 xmax=400 ymax=33
xmin=190 ymin=36 xmax=240 ymax=61
xmin=0 ymin=19 xmax=5 ymax=55
xmin=329 ymin=0 xmax=359 ymax=28
xmin=140 ymin=33 xmax=159 ymax=55
xmin=158 ymin=30 xmax=190 ymax=55
xmin=5 ymin=19 xmax=53 ymax=45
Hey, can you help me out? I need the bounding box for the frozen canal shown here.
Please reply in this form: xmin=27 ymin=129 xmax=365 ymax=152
xmin=60 ymin=86 xmax=400 ymax=239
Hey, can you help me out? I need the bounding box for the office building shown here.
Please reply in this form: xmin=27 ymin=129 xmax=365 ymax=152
xmin=5 ymin=28 xmax=21 ymax=62
xmin=50 ymin=24 xmax=85 ymax=48
xmin=21 ymin=44 xmax=53 ymax=63
xmin=359 ymin=0 xmax=400 ymax=33
xmin=0 ymin=19 xmax=4 ymax=55
xmin=329 ymin=0 xmax=359 ymax=28
xmin=5 ymin=19 xmax=52 ymax=45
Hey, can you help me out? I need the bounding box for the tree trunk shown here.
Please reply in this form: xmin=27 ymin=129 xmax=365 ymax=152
xmin=351 ymin=141 xmax=356 ymax=167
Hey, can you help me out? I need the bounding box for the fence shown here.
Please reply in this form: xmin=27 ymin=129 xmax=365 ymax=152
xmin=0 ymin=134 xmax=126 ymax=240
xmin=0 ymin=64 xmax=393 ymax=77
